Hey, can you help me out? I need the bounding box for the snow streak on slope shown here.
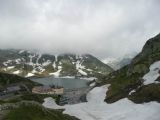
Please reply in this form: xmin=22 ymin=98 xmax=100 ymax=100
xmin=13 ymin=70 xmax=21 ymax=74
xmin=53 ymin=55 xmax=57 ymax=69
xmin=26 ymin=73 xmax=34 ymax=77
xmin=143 ymin=61 xmax=160 ymax=85
xmin=49 ymin=66 xmax=62 ymax=77
xmin=43 ymin=85 xmax=160 ymax=120
xmin=7 ymin=66 xmax=15 ymax=70
xmin=76 ymin=56 xmax=88 ymax=76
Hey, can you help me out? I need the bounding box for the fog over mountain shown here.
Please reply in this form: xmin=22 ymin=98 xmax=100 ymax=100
xmin=0 ymin=0 xmax=160 ymax=59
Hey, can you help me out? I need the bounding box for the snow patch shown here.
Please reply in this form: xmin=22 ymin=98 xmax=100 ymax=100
xmin=37 ymin=66 xmax=45 ymax=73
xmin=53 ymin=62 xmax=56 ymax=69
xmin=42 ymin=60 xmax=51 ymax=66
xmin=78 ymin=69 xmax=87 ymax=76
xmin=28 ymin=54 xmax=35 ymax=66
xmin=49 ymin=69 xmax=61 ymax=77
xmin=89 ymin=82 xmax=96 ymax=87
xmin=49 ymin=65 xmax=62 ymax=77
xmin=3 ymin=60 xmax=12 ymax=66
xmin=58 ymin=66 xmax=62 ymax=69
xmin=26 ymin=73 xmax=34 ymax=77
xmin=143 ymin=61 xmax=160 ymax=85
xmin=86 ymin=69 xmax=93 ymax=72
xmin=76 ymin=60 xmax=85 ymax=70
xmin=59 ymin=76 xmax=75 ymax=79
xmin=76 ymin=58 xmax=89 ymax=76
xmin=80 ymin=77 xmax=97 ymax=81
xmin=7 ymin=66 xmax=15 ymax=70
xmin=15 ymin=59 xmax=21 ymax=64
xmin=13 ymin=70 xmax=21 ymax=74
xmin=19 ymin=50 xmax=25 ymax=54
xmin=129 ymin=89 xmax=136 ymax=95
xmin=32 ymin=69 xmax=37 ymax=73
xmin=43 ymin=97 xmax=63 ymax=109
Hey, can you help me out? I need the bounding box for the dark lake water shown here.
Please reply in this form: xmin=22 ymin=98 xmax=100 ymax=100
xmin=30 ymin=76 xmax=88 ymax=89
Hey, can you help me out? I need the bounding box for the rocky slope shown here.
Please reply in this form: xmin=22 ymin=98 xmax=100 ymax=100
xmin=0 ymin=49 xmax=113 ymax=78
xmin=0 ymin=72 xmax=37 ymax=89
xmin=101 ymin=33 xmax=160 ymax=103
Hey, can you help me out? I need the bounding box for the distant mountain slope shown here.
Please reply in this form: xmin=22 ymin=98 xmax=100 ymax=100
xmin=103 ymin=57 xmax=132 ymax=70
xmin=0 ymin=49 xmax=113 ymax=77
xmin=101 ymin=33 xmax=160 ymax=103
xmin=102 ymin=52 xmax=137 ymax=70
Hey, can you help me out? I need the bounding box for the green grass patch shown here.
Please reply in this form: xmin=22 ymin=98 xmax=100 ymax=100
xmin=2 ymin=104 xmax=79 ymax=120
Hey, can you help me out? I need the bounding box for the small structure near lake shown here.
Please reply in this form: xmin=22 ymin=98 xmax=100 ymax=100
xmin=32 ymin=86 xmax=64 ymax=95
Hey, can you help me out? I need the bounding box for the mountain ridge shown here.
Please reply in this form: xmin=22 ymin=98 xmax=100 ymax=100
xmin=0 ymin=49 xmax=113 ymax=78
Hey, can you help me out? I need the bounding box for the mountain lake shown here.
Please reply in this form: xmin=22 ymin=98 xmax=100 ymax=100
xmin=30 ymin=76 xmax=89 ymax=89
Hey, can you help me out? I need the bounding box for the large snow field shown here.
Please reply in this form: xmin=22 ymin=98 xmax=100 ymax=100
xmin=43 ymin=85 xmax=160 ymax=120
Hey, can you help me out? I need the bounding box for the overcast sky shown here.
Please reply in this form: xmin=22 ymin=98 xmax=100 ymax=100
xmin=0 ymin=0 xmax=160 ymax=59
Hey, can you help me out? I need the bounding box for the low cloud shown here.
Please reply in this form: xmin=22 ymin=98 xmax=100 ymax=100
xmin=0 ymin=0 xmax=160 ymax=59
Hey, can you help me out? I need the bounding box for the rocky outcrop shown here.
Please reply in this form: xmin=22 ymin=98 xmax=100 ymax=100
xmin=103 ymin=33 xmax=160 ymax=103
